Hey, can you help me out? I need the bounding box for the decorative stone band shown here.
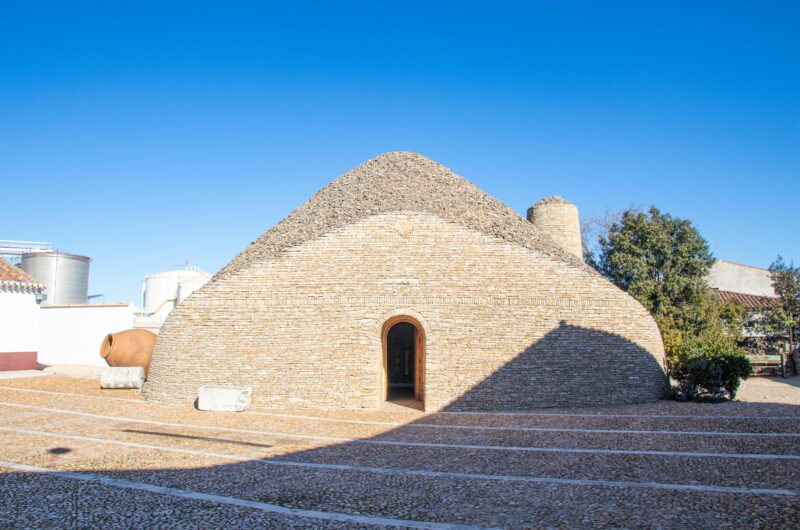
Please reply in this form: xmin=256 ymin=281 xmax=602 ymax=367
xmin=312 ymin=234 xmax=555 ymax=245
xmin=0 ymin=280 xmax=45 ymax=293
xmin=186 ymin=296 xmax=642 ymax=309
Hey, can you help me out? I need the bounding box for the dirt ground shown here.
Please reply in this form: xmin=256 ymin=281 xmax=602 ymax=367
xmin=737 ymin=374 xmax=800 ymax=404
xmin=0 ymin=375 xmax=798 ymax=529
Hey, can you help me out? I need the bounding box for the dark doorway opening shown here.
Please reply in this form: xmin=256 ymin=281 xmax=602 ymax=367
xmin=381 ymin=316 xmax=425 ymax=408
xmin=386 ymin=322 xmax=416 ymax=400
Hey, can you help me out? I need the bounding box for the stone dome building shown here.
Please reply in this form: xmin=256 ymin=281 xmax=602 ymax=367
xmin=143 ymin=152 xmax=667 ymax=411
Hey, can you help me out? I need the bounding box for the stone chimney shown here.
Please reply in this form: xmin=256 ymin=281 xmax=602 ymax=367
xmin=527 ymin=196 xmax=582 ymax=259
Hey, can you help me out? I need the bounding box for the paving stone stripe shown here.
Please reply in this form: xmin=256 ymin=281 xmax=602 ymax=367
xmin=3 ymin=425 xmax=798 ymax=497
xmin=2 ymin=389 xmax=798 ymax=437
xmin=374 ymin=427 xmax=799 ymax=455
xmin=1 ymin=401 xmax=798 ymax=461
xmin=0 ymin=386 xmax=146 ymax=404
xmin=0 ymin=459 xmax=479 ymax=529
xmin=5 ymin=385 xmax=800 ymax=422
xmin=440 ymin=409 xmax=800 ymax=421
xmin=247 ymin=410 xmax=800 ymax=437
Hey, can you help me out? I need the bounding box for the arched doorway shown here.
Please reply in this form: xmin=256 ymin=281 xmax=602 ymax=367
xmin=382 ymin=317 xmax=424 ymax=404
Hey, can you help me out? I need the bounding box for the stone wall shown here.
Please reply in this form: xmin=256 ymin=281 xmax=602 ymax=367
xmin=143 ymin=212 xmax=667 ymax=411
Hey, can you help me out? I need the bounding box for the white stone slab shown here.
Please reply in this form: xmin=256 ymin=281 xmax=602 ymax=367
xmin=197 ymin=385 xmax=253 ymax=412
xmin=100 ymin=367 xmax=145 ymax=389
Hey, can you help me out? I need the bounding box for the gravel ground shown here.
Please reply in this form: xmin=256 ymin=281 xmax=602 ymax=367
xmin=1 ymin=375 xmax=799 ymax=529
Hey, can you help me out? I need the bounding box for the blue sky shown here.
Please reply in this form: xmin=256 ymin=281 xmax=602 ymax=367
xmin=1 ymin=1 xmax=797 ymax=303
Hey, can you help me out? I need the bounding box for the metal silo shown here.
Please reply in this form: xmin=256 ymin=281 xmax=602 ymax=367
xmin=20 ymin=251 xmax=90 ymax=305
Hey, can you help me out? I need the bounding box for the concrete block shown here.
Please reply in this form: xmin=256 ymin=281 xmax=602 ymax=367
xmin=197 ymin=385 xmax=253 ymax=412
xmin=100 ymin=367 xmax=145 ymax=389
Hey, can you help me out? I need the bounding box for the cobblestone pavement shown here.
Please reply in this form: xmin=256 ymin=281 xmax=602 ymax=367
xmin=0 ymin=376 xmax=799 ymax=529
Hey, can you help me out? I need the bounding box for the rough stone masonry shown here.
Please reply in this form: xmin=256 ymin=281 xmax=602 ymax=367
xmin=143 ymin=152 xmax=668 ymax=411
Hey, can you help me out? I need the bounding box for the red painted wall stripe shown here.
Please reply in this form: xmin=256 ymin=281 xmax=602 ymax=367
xmin=0 ymin=352 xmax=37 ymax=371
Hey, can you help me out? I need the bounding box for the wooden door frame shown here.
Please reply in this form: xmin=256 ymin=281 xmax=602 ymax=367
xmin=381 ymin=316 xmax=425 ymax=403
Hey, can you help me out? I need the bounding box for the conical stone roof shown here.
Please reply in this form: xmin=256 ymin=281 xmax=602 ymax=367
xmin=217 ymin=152 xmax=586 ymax=279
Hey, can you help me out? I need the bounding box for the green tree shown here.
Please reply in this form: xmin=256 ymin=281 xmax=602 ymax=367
xmin=747 ymin=257 xmax=800 ymax=355
xmin=591 ymin=206 xmax=742 ymax=359
xmin=671 ymin=334 xmax=751 ymax=401
xmin=769 ymin=257 xmax=800 ymax=354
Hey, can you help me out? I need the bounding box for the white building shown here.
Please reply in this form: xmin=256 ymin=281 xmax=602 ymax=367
xmin=0 ymin=259 xmax=44 ymax=370
xmin=1 ymin=253 xmax=212 ymax=370
xmin=708 ymin=259 xmax=776 ymax=298
xmin=38 ymin=303 xmax=135 ymax=367
xmin=707 ymin=260 xmax=777 ymax=310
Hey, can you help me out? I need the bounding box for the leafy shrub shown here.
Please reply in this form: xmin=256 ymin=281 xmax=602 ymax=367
xmin=669 ymin=336 xmax=753 ymax=401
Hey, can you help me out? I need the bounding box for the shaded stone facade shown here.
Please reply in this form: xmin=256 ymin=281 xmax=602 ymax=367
xmin=143 ymin=153 xmax=667 ymax=411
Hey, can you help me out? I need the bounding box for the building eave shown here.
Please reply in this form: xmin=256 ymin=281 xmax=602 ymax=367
xmin=0 ymin=280 xmax=45 ymax=293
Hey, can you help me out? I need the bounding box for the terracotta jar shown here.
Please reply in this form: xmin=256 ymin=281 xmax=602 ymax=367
xmin=100 ymin=329 xmax=157 ymax=378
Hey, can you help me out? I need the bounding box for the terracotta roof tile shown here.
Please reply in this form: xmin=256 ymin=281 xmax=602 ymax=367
xmin=709 ymin=288 xmax=776 ymax=310
xmin=0 ymin=258 xmax=44 ymax=291
xmin=0 ymin=259 xmax=34 ymax=282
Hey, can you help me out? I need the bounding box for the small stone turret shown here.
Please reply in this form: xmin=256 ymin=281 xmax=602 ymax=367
xmin=527 ymin=196 xmax=582 ymax=259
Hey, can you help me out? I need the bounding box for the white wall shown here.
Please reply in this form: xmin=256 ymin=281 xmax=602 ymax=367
xmin=38 ymin=303 xmax=135 ymax=367
xmin=0 ymin=289 xmax=40 ymax=353
xmin=707 ymin=260 xmax=776 ymax=298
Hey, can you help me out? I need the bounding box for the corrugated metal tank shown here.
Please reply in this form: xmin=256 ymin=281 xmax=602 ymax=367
xmin=20 ymin=251 xmax=90 ymax=305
